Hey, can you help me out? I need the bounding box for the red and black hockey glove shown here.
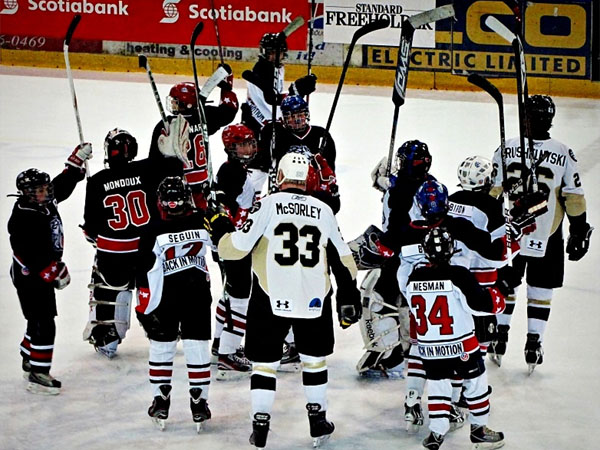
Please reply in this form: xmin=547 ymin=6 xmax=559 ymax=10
xmin=66 ymin=142 xmax=92 ymax=170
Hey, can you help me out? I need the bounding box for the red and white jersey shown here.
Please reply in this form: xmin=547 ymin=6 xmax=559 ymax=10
xmin=218 ymin=191 xmax=357 ymax=319
xmin=492 ymin=136 xmax=586 ymax=257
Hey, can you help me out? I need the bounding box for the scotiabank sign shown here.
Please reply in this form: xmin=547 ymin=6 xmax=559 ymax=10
xmin=0 ymin=0 xmax=309 ymax=50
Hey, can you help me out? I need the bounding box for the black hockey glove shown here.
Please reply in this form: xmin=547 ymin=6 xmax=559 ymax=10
xmin=337 ymin=285 xmax=362 ymax=329
xmin=205 ymin=198 xmax=234 ymax=244
xmin=218 ymin=63 xmax=234 ymax=91
xmin=291 ymin=74 xmax=317 ymax=97
xmin=496 ymin=265 xmax=521 ymax=295
xmin=511 ymin=190 xmax=548 ymax=220
xmin=566 ymin=222 xmax=593 ymax=261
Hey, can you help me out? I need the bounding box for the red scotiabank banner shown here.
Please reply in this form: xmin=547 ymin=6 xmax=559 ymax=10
xmin=0 ymin=0 xmax=309 ymax=50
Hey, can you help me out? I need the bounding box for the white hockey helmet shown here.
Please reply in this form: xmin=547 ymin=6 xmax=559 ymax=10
xmin=457 ymin=156 xmax=494 ymax=191
xmin=276 ymin=151 xmax=310 ymax=188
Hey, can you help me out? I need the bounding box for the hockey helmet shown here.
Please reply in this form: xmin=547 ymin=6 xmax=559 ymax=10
xmin=457 ymin=156 xmax=494 ymax=191
xmin=104 ymin=128 xmax=138 ymax=169
xmin=281 ymin=95 xmax=310 ymax=132
xmin=16 ymin=168 xmax=54 ymax=205
xmin=276 ymin=151 xmax=309 ymax=188
xmin=221 ymin=124 xmax=258 ymax=163
xmin=157 ymin=176 xmax=194 ymax=218
xmin=416 ymin=180 xmax=449 ymax=222
xmin=422 ymin=227 xmax=455 ymax=266
xmin=167 ymin=82 xmax=197 ymax=115
xmin=394 ymin=140 xmax=432 ymax=179
xmin=259 ymin=33 xmax=288 ymax=66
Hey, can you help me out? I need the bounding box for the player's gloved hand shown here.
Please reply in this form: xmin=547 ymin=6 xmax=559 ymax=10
xmin=566 ymin=222 xmax=593 ymax=261
xmin=66 ymin=142 xmax=92 ymax=169
xmin=205 ymin=198 xmax=234 ymax=244
xmin=313 ymin=154 xmax=337 ymax=193
xmin=370 ymin=157 xmax=393 ymax=192
xmin=487 ymin=285 xmax=507 ymax=314
xmin=496 ymin=265 xmax=521 ymax=294
xmin=158 ymin=115 xmax=191 ymax=166
xmin=292 ymin=74 xmax=317 ymax=97
xmin=511 ymin=190 xmax=548 ymax=220
xmin=218 ymin=63 xmax=234 ymax=90
xmin=54 ymin=261 xmax=71 ymax=290
xmin=508 ymin=213 xmax=537 ymax=240
xmin=337 ymin=286 xmax=362 ymax=329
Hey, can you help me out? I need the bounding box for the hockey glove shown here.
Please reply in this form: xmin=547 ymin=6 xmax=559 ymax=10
xmin=158 ymin=115 xmax=191 ymax=166
xmin=337 ymin=286 xmax=362 ymax=329
xmin=566 ymin=222 xmax=593 ymax=261
xmin=511 ymin=191 xmax=548 ymax=220
xmin=66 ymin=142 xmax=92 ymax=169
xmin=291 ymin=74 xmax=317 ymax=97
xmin=508 ymin=213 xmax=537 ymax=241
xmin=54 ymin=262 xmax=71 ymax=290
xmin=487 ymin=286 xmax=507 ymax=314
xmin=496 ymin=265 xmax=521 ymax=294
xmin=370 ymin=156 xmax=393 ymax=192
xmin=205 ymin=201 xmax=235 ymax=244
xmin=218 ymin=63 xmax=234 ymax=91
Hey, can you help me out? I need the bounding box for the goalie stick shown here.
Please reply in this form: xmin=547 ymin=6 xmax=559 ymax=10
xmin=385 ymin=4 xmax=455 ymax=175
xmin=138 ymin=54 xmax=169 ymax=130
xmin=467 ymin=73 xmax=514 ymax=265
xmin=64 ymin=14 xmax=89 ymax=177
xmin=485 ymin=15 xmax=539 ymax=194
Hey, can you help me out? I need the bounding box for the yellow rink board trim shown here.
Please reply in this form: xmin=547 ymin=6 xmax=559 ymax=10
xmin=1 ymin=49 xmax=598 ymax=99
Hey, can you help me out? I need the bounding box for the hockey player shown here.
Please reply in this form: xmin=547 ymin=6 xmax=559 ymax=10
xmin=408 ymin=227 xmax=506 ymax=450
xmin=208 ymin=152 xmax=361 ymax=448
xmin=8 ymin=143 xmax=92 ymax=394
xmin=148 ymin=74 xmax=238 ymax=210
xmin=489 ymin=95 xmax=592 ymax=372
xmin=135 ymin=177 xmax=213 ymax=431
xmin=82 ymin=128 xmax=158 ymax=358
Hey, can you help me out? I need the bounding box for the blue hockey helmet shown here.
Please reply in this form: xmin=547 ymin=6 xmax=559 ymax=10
xmin=416 ymin=180 xmax=449 ymax=222
xmin=281 ymin=95 xmax=310 ymax=132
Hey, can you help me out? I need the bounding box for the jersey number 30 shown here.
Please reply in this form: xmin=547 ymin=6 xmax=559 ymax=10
xmin=104 ymin=190 xmax=151 ymax=231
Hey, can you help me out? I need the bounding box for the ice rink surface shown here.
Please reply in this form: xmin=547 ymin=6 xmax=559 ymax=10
xmin=1 ymin=66 xmax=599 ymax=449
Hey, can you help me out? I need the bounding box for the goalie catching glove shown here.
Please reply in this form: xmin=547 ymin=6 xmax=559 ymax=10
xmin=158 ymin=115 xmax=191 ymax=166
xmin=66 ymin=142 xmax=92 ymax=170
xmin=370 ymin=157 xmax=394 ymax=192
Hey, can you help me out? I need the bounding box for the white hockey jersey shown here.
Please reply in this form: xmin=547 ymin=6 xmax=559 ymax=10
xmin=492 ymin=136 xmax=586 ymax=257
xmin=246 ymin=66 xmax=284 ymax=126
xmin=218 ymin=191 xmax=357 ymax=319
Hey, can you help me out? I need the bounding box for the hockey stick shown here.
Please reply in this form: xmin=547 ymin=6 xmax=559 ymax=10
xmin=467 ymin=73 xmax=513 ymax=265
xmin=190 ymin=21 xmax=214 ymax=188
xmin=63 ymin=14 xmax=89 ymax=177
xmin=485 ymin=15 xmax=539 ymax=193
xmin=320 ymin=17 xmax=390 ymax=152
xmin=385 ymin=4 xmax=455 ymax=175
xmin=208 ymin=0 xmax=225 ymax=65
xmin=199 ymin=66 xmax=229 ymax=99
xmin=307 ymin=0 xmax=316 ymax=104
xmin=283 ymin=16 xmax=305 ymax=37
xmin=138 ymin=54 xmax=169 ymax=130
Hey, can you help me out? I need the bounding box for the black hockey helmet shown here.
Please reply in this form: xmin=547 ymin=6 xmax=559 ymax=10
xmin=259 ymin=32 xmax=287 ymax=66
xmin=104 ymin=128 xmax=138 ymax=168
xmin=157 ymin=176 xmax=193 ymax=219
xmin=422 ymin=227 xmax=455 ymax=266
xmin=16 ymin=168 xmax=54 ymax=205
xmin=395 ymin=140 xmax=432 ymax=179
xmin=526 ymin=95 xmax=555 ymax=135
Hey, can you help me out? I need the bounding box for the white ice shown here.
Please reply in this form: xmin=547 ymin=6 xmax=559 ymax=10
xmin=1 ymin=66 xmax=599 ymax=450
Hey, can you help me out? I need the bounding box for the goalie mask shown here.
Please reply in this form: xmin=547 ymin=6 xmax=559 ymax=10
xmin=259 ymin=32 xmax=288 ymax=66
xmin=167 ymin=82 xmax=197 ymax=115
xmin=422 ymin=227 xmax=455 ymax=266
xmin=157 ymin=176 xmax=194 ymax=219
xmin=276 ymin=152 xmax=309 ymax=189
xmin=16 ymin=168 xmax=54 ymax=205
xmin=281 ymin=95 xmax=310 ymax=133
xmin=394 ymin=140 xmax=432 ymax=179
xmin=104 ymin=128 xmax=138 ymax=169
xmin=416 ymin=180 xmax=449 ymax=223
xmin=457 ymin=156 xmax=494 ymax=192
xmin=221 ymin=124 xmax=258 ymax=163
xmin=526 ymin=95 xmax=555 ymax=137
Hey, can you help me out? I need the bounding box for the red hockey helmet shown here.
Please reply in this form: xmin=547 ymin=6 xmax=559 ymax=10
xmin=222 ymin=124 xmax=258 ymax=163
xmin=167 ymin=82 xmax=197 ymax=114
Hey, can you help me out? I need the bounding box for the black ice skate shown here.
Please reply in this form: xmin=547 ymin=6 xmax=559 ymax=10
xmin=210 ymin=337 xmax=220 ymax=364
xmin=190 ymin=388 xmax=211 ymax=432
xmin=22 ymin=359 xmax=31 ymax=380
xmin=148 ymin=384 xmax=171 ymax=431
xmin=404 ymin=389 xmax=423 ymax=433
xmin=307 ymin=403 xmax=335 ymax=448
xmin=216 ymin=349 xmax=251 ymax=381
xmin=448 ymin=403 xmax=465 ymax=431
xmin=422 ymin=431 xmax=444 ymax=450
xmin=249 ymin=412 xmax=270 ymax=449
xmin=278 ymin=340 xmax=301 ymax=372
xmin=27 ymin=371 xmax=61 ymax=395
xmin=470 ymin=424 xmax=505 ymax=449
xmin=487 ymin=325 xmax=509 ymax=367
xmin=524 ymin=333 xmax=544 ymax=375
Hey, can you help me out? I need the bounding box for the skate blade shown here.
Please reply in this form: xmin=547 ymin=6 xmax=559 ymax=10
xmin=405 ymin=421 xmax=422 ymax=433
xmin=359 ymin=369 xmax=404 ymax=380
xmin=23 ymin=371 xmax=31 ymax=380
xmin=527 ymin=363 xmax=537 ymax=375
xmin=216 ymin=369 xmax=251 ymax=381
xmin=449 ymin=420 xmax=465 ymax=432
xmin=488 ymin=353 xmax=502 ymax=367
xmin=152 ymin=417 xmax=166 ymax=431
xmin=277 ymin=362 xmax=302 ymax=373
xmin=210 ymin=354 xmax=218 ymax=365
xmin=195 ymin=421 xmax=204 ymax=433
xmin=471 ymin=440 xmax=505 ymax=449
xmin=312 ymin=434 xmax=331 ymax=448
xmin=26 ymin=382 xmax=60 ymax=395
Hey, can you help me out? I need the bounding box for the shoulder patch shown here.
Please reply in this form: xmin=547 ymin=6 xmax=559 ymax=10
xmin=568 ymin=149 xmax=577 ymax=162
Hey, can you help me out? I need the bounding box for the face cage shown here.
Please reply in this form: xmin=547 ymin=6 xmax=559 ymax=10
xmin=283 ymin=111 xmax=309 ymax=132
xmin=228 ymin=139 xmax=258 ymax=163
xmin=262 ymin=49 xmax=288 ymax=66
xmin=22 ymin=183 xmax=54 ymax=205
xmin=166 ymin=95 xmax=194 ymax=115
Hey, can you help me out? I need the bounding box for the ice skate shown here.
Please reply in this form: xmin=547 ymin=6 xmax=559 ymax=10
xmin=27 ymin=372 xmax=61 ymax=395
xmin=470 ymin=424 xmax=505 ymax=449
xmin=422 ymin=431 xmax=444 ymax=449
xmin=249 ymin=412 xmax=270 ymax=448
xmin=356 ymin=350 xmax=405 ymax=379
xmin=404 ymin=389 xmax=423 ymax=433
xmin=278 ymin=341 xmax=301 ymax=372
xmin=90 ymin=324 xmax=120 ymax=359
xmin=487 ymin=325 xmax=509 ymax=367
xmin=190 ymin=388 xmax=211 ymax=432
xmin=524 ymin=333 xmax=543 ymax=375
xmin=307 ymin=403 xmax=335 ymax=448
xmin=22 ymin=359 xmax=31 ymax=380
xmin=448 ymin=403 xmax=465 ymax=431
xmin=210 ymin=337 xmax=220 ymax=364
xmin=148 ymin=384 xmax=171 ymax=431
xmin=216 ymin=349 xmax=251 ymax=381
xmin=95 ymin=339 xmax=119 ymax=359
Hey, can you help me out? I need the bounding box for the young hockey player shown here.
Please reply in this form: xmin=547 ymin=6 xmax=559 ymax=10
xmin=407 ymin=227 xmax=506 ymax=450
xmin=8 ymin=143 xmax=92 ymax=394
xmin=82 ymin=128 xmax=156 ymax=358
xmin=489 ymin=95 xmax=592 ymax=372
xmin=208 ymin=152 xmax=361 ymax=448
xmin=135 ymin=177 xmax=213 ymax=432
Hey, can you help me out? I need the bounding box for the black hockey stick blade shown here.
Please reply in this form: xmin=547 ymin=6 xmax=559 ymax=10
xmin=65 ymin=14 xmax=81 ymax=46
xmin=467 ymin=73 xmax=503 ymax=105
xmin=138 ymin=54 xmax=148 ymax=69
xmin=191 ymin=21 xmax=205 ymax=45
xmin=350 ymin=17 xmax=389 ymax=45
xmin=283 ymin=16 xmax=305 ymax=37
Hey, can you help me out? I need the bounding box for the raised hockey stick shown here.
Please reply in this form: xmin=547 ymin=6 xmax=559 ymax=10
xmin=385 ymin=4 xmax=455 ymax=175
xmin=63 ymin=14 xmax=89 ymax=177
xmin=307 ymin=0 xmax=316 ymax=104
xmin=320 ymin=17 xmax=390 ymax=152
xmin=283 ymin=16 xmax=305 ymax=37
xmin=208 ymin=0 xmax=225 ymax=65
xmin=485 ymin=15 xmax=539 ymax=193
xmin=138 ymin=54 xmax=169 ymax=129
xmin=467 ymin=73 xmax=514 ymax=265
